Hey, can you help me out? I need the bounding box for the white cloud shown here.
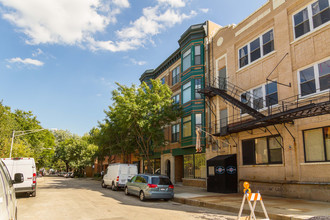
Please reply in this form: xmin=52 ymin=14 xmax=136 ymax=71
xmin=157 ymin=0 xmax=186 ymax=8
xmin=8 ymin=57 xmax=44 ymax=66
xmin=32 ymin=48 xmax=43 ymax=57
xmin=0 ymin=0 xmax=197 ymax=52
xmin=130 ymin=58 xmax=147 ymax=66
xmin=200 ymin=8 xmax=209 ymax=13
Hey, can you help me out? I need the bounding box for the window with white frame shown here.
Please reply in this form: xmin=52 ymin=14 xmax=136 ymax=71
xmin=195 ymin=45 xmax=201 ymax=65
xmin=195 ymin=113 xmax=202 ymax=128
xmin=172 ymin=94 xmax=180 ymax=104
xmin=171 ymin=124 xmax=179 ymax=143
xmin=240 ymin=82 xmax=278 ymax=113
xmin=239 ymin=29 xmax=274 ymax=68
xmin=172 ymin=66 xmax=180 ymax=85
xmin=299 ymin=59 xmax=330 ymax=97
xmin=182 ymin=49 xmax=191 ymax=72
xmin=293 ymin=0 xmax=330 ymax=39
xmin=195 ymin=78 xmax=202 ymax=99
xmin=182 ymin=81 xmax=191 ymax=104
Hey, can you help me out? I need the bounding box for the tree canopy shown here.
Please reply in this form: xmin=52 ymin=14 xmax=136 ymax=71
xmin=93 ymin=79 xmax=182 ymax=173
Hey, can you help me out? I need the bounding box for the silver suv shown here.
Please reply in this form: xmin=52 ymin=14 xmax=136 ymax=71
xmin=124 ymin=174 xmax=174 ymax=201
xmin=0 ymin=160 xmax=23 ymax=220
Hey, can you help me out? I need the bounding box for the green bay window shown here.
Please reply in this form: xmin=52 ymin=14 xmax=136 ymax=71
xmin=182 ymin=49 xmax=191 ymax=72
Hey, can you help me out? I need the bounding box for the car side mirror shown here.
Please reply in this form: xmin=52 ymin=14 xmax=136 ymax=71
xmin=13 ymin=173 xmax=24 ymax=184
xmin=127 ymin=178 xmax=131 ymax=182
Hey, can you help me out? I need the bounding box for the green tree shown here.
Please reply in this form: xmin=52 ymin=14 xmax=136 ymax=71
xmin=108 ymin=79 xmax=182 ymax=173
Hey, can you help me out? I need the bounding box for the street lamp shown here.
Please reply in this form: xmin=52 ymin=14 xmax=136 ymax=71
xmin=9 ymin=128 xmax=57 ymax=158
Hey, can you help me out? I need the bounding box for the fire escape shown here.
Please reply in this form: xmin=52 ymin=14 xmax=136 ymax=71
xmin=199 ymin=76 xmax=330 ymax=139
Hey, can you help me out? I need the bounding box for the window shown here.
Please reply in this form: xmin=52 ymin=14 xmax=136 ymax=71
xmin=253 ymin=87 xmax=263 ymax=110
xmin=183 ymin=155 xmax=194 ymax=178
xmin=184 ymin=153 xmax=206 ymax=179
xmin=265 ymin=82 xmax=278 ymax=107
xmin=182 ymin=48 xmax=191 ymax=72
xmin=172 ymin=124 xmax=179 ymax=142
xmin=195 ymin=45 xmax=201 ymax=65
xmin=195 ymin=78 xmax=202 ymax=99
xmin=220 ymin=109 xmax=228 ymax=130
xmin=241 ymin=82 xmax=278 ymax=113
xmin=242 ymin=136 xmax=283 ymax=165
xmin=239 ymin=29 xmax=274 ymax=68
xmin=219 ymin=67 xmax=227 ymax=90
xmin=299 ymin=59 xmax=330 ymax=97
xmin=293 ymin=0 xmax=330 ymax=39
xmin=172 ymin=94 xmax=180 ymax=104
xmin=183 ymin=115 xmax=191 ymax=137
xmin=161 ymin=77 xmax=165 ymax=84
xmin=304 ymin=127 xmax=330 ymax=162
xmin=172 ymin=66 xmax=180 ymax=85
xmin=182 ymin=81 xmax=191 ymax=104
xmin=194 ymin=153 xmax=206 ymax=179
xmin=195 ymin=113 xmax=202 ymax=128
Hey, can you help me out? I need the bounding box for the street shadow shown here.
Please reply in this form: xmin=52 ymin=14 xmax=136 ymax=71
xmin=22 ymin=176 xmax=237 ymax=218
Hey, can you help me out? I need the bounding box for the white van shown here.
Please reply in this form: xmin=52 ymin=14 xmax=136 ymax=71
xmin=1 ymin=158 xmax=37 ymax=197
xmin=102 ymin=163 xmax=138 ymax=191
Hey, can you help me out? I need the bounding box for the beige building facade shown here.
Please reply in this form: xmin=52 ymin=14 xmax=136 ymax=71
xmin=203 ymin=0 xmax=330 ymax=201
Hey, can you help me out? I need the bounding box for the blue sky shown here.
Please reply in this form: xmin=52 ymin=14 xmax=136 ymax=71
xmin=0 ymin=0 xmax=266 ymax=136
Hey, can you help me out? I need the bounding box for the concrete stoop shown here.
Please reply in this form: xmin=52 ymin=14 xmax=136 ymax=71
xmin=173 ymin=197 xmax=316 ymax=220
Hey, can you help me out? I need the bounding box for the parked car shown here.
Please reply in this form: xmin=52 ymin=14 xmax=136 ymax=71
xmin=102 ymin=163 xmax=138 ymax=191
xmin=64 ymin=172 xmax=73 ymax=178
xmin=124 ymin=174 xmax=174 ymax=201
xmin=1 ymin=158 xmax=37 ymax=197
xmin=0 ymin=159 xmax=23 ymax=220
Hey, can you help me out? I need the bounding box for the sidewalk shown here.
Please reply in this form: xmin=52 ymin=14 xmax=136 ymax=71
xmin=173 ymin=184 xmax=330 ymax=220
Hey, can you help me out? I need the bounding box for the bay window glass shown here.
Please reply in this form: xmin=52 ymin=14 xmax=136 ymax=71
xmin=182 ymin=49 xmax=191 ymax=72
xmin=195 ymin=113 xmax=202 ymax=128
xmin=183 ymin=116 xmax=191 ymax=137
xmin=183 ymin=155 xmax=194 ymax=178
xmin=195 ymin=45 xmax=201 ymax=65
xmin=194 ymin=153 xmax=206 ymax=179
xmin=304 ymin=128 xmax=325 ymax=161
xmin=195 ymin=78 xmax=202 ymax=99
xmin=182 ymin=81 xmax=191 ymax=103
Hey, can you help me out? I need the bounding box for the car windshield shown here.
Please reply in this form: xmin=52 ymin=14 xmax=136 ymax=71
xmin=151 ymin=177 xmax=172 ymax=185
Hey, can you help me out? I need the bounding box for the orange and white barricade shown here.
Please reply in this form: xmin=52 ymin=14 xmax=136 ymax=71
xmin=237 ymin=182 xmax=269 ymax=220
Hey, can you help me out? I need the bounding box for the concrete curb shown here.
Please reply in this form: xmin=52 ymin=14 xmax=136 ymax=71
xmin=173 ymin=197 xmax=309 ymax=220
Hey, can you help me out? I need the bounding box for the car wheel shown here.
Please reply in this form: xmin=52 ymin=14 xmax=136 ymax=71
xmin=111 ymin=182 xmax=117 ymax=191
xmin=101 ymin=181 xmax=107 ymax=188
xmin=124 ymin=187 xmax=129 ymax=195
xmin=31 ymin=191 xmax=36 ymax=197
xmin=139 ymin=191 xmax=145 ymax=201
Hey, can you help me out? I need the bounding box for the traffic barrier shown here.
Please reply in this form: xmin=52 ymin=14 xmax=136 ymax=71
xmin=237 ymin=182 xmax=269 ymax=220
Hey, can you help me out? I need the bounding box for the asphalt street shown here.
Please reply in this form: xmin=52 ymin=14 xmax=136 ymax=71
xmin=17 ymin=176 xmax=237 ymax=220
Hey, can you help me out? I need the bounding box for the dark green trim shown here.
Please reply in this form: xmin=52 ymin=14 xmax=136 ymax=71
xmin=163 ymin=149 xmax=171 ymax=154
